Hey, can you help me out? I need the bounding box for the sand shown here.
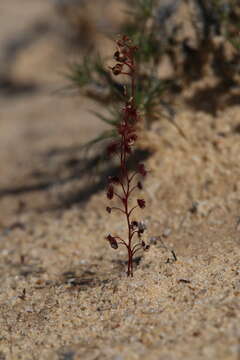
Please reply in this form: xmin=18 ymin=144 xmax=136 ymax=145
xmin=0 ymin=1 xmax=239 ymax=360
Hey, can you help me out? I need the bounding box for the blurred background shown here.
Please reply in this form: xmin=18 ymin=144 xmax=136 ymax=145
xmin=0 ymin=0 xmax=122 ymax=218
xmin=0 ymin=0 xmax=240 ymax=218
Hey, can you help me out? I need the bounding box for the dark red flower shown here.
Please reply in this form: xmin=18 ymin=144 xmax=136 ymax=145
xmin=137 ymin=181 xmax=143 ymax=190
xmin=108 ymin=176 xmax=120 ymax=185
xmin=106 ymin=206 xmax=112 ymax=213
xmin=138 ymin=163 xmax=147 ymax=177
xmin=106 ymin=234 xmax=118 ymax=249
xmin=116 ymin=39 xmax=124 ymax=47
xmin=124 ymin=144 xmax=132 ymax=154
xmin=130 ymin=220 xmax=138 ymax=230
xmin=125 ymin=105 xmax=137 ymax=119
xmin=106 ymin=142 xmax=119 ymax=156
xmin=114 ymin=51 xmax=127 ymax=63
xmin=118 ymin=121 xmax=129 ymax=135
xmin=137 ymin=199 xmax=146 ymax=209
xmin=107 ymin=185 xmax=114 ymax=200
xmin=111 ymin=63 xmax=123 ymax=75
xmin=116 ymin=35 xmax=130 ymax=48
xmin=127 ymin=134 xmax=137 ymax=145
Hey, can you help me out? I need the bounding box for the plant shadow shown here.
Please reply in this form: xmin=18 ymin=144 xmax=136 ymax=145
xmin=60 ymin=263 xmax=114 ymax=292
xmin=0 ymin=148 xmax=151 ymax=212
xmin=185 ymin=79 xmax=240 ymax=116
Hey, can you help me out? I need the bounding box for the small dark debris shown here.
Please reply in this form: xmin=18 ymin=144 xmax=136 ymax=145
xmin=178 ymin=279 xmax=191 ymax=284
xmin=1 ymin=222 xmax=26 ymax=236
xmin=217 ymin=131 xmax=227 ymax=137
xmin=133 ymin=256 xmax=142 ymax=265
xmin=149 ymin=236 xmax=158 ymax=245
xmin=171 ymin=250 xmax=177 ymax=262
xmin=189 ymin=202 xmax=198 ymax=214
xmin=20 ymin=254 xmax=25 ymax=264
xmin=67 ymin=278 xmax=94 ymax=286
xmin=20 ymin=266 xmax=45 ymax=277
xmin=62 ymin=271 xmax=76 ymax=279
xmin=233 ymin=123 xmax=240 ymax=134
xmin=58 ymin=350 xmax=75 ymax=360
xmin=166 ymin=250 xmax=177 ymax=264
xmin=192 ymin=330 xmax=201 ymax=337
xmin=82 ymin=269 xmax=96 ymax=276
xmin=18 ymin=288 xmax=26 ymax=300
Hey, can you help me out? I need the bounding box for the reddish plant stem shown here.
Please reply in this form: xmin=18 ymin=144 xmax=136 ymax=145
xmin=121 ymin=55 xmax=136 ymax=277
xmin=106 ymin=36 xmax=146 ymax=277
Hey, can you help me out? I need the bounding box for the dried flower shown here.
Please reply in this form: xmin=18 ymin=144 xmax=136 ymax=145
xmin=106 ymin=234 xmax=118 ymax=249
xmin=130 ymin=220 xmax=138 ymax=230
xmin=114 ymin=50 xmax=127 ymax=63
xmin=106 ymin=142 xmax=119 ymax=156
xmin=137 ymin=181 xmax=143 ymax=190
xmin=107 ymin=185 xmax=114 ymax=200
xmin=138 ymin=220 xmax=147 ymax=232
xmin=137 ymin=199 xmax=146 ymax=208
xmin=127 ymin=134 xmax=137 ymax=145
xmin=138 ymin=163 xmax=147 ymax=177
xmin=108 ymin=176 xmax=120 ymax=184
xmin=111 ymin=63 xmax=123 ymax=75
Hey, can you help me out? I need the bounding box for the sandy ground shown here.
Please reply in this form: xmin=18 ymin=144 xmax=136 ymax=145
xmin=0 ymin=2 xmax=240 ymax=360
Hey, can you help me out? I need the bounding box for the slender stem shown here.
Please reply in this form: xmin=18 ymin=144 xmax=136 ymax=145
xmin=132 ymin=242 xmax=142 ymax=253
xmin=128 ymin=206 xmax=138 ymax=218
xmin=111 ymin=207 xmax=125 ymax=214
xmin=107 ymin=37 xmax=142 ymax=278
xmin=113 ymin=191 xmax=123 ymax=201
xmin=115 ymin=236 xmax=128 ymax=247
xmin=130 ymin=229 xmax=139 ymax=240
xmin=129 ymin=171 xmax=138 ymax=183
xmin=129 ymin=185 xmax=137 ymax=195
